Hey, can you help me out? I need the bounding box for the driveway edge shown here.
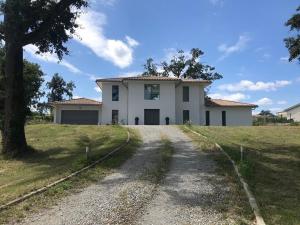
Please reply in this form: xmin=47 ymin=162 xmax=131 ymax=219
xmin=0 ymin=129 xmax=131 ymax=211
xmin=184 ymin=126 xmax=266 ymax=225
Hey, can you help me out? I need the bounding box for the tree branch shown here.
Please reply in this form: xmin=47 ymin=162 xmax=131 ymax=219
xmin=22 ymin=0 xmax=80 ymax=46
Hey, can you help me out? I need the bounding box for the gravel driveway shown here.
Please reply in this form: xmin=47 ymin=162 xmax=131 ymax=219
xmin=17 ymin=126 xmax=233 ymax=225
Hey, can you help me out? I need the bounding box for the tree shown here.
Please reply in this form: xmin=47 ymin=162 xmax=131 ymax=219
xmin=142 ymin=58 xmax=160 ymax=76
xmin=142 ymin=48 xmax=222 ymax=81
xmin=46 ymin=73 xmax=75 ymax=103
xmin=258 ymin=110 xmax=274 ymax=117
xmin=23 ymin=60 xmax=45 ymax=115
xmin=0 ymin=0 xmax=88 ymax=156
xmin=0 ymin=47 xmax=44 ymax=138
xmin=284 ymin=6 xmax=300 ymax=62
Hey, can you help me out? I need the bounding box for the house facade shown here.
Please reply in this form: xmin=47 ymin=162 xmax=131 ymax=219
xmin=52 ymin=76 xmax=257 ymax=126
xmin=277 ymin=103 xmax=300 ymax=122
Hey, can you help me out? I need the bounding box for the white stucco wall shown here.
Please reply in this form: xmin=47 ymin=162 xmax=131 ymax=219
xmin=101 ymin=82 xmax=128 ymax=125
xmin=285 ymin=106 xmax=300 ymax=122
xmin=175 ymin=83 xmax=206 ymax=125
xmin=127 ymin=80 xmax=176 ymax=125
xmin=205 ymin=107 xmax=253 ymax=126
xmin=53 ymin=104 xmax=102 ymax=124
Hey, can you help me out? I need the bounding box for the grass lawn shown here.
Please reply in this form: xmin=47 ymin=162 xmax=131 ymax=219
xmin=183 ymin=125 xmax=300 ymax=225
xmin=0 ymin=124 xmax=134 ymax=212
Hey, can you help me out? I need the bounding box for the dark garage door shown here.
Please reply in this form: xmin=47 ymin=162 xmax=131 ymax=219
xmin=144 ymin=109 xmax=160 ymax=125
xmin=61 ymin=110 xmax=98 ymax=125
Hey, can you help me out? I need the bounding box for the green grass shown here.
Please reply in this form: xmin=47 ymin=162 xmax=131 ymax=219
xmin=0 ymin=124 xmax=141 ymax=224
xmin=183 ymin=125 xmax=300 ymax=225
xmin=141 ymin=135 xmax=174 ymax=183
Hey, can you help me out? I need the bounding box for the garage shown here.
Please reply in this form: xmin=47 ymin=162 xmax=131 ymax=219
xmin=144 ymin=109 xmax=160 ymax=125
xmin=61 ymin=110 xmax=99 ymax=125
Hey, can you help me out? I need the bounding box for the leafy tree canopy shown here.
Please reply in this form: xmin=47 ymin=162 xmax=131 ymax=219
xmin=258 ymin=110 xmax=275 ymax=117
xmin=284 ymin=6 xmax=300 ymax=62
xmin=46 ymin=73 xmax=75 ymax=103
xmin=0 ymin=0 xmax=88 ymax=58
xmin=142 ymin=48 xmax=223 ymax=81
xmin=0 ymin=47 xmax=44 ymax=126
xmin=0 ymin=0 xmax=87 ymax=156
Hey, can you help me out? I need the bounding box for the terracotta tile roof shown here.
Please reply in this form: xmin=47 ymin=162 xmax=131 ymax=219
xmin=51 ymin=98 xmax=102 ymax=105
xmin=281 ymin=103 xmax=300 ymax=112
xmin=206 ymin=98 xmax=257 ymax=108
xmin=96 ymin=76 xmax=211 ymax=83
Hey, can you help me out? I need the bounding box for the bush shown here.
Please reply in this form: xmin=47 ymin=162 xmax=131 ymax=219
xmin=26 ymin=114 xmax=53 ymax=125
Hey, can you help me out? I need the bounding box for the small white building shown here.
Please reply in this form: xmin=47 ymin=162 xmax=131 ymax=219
xmin=277 ymin=103 xmax=300 ymax=122
xmin=52 ymin=76 xmax=257 ymax=126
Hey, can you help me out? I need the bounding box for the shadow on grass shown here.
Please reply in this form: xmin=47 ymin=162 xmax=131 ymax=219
xmin=219 ymin=142 xmax=300 ymax=225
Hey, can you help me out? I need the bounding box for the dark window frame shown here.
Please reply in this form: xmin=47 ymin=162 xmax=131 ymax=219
xmin=222 ymin=111 xmax=226 ymax=126
xmin=206 ymin=110 xmax=210 ymax=126
xmin=144 ymin=84 xmax=160 ymax=100
xmin=183 ymin=86 xmax=189 ymax=102
xmin=112 ymin=110 xmax=119 ymax=124
xmin=112 ymin=85 xmax=119 ymax=101
xmin=183 ymin=110 xmax=190 ymax=124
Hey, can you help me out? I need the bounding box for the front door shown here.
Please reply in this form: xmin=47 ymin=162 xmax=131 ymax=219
xmin=144 ymin=109 xmax=160 ymax=125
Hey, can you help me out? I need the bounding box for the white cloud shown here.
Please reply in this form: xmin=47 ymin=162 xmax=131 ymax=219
xmin=97 ymin=0 xmax=116 ymax=6
xmin=254 ymin=97 xmax=273 ymax=106
xmin=125 ymin=36 xmax=139 ymax=47
xmin=209 ymin=0 xmax=224 ymax=6
xmin=118 ymin=71 xmax=142 ymax=77
xmin=74 ymin=10 xmax=139 ymax=68
xmin=24 ymin=44 xmax=82 ymax=74
xmin=208 ymin=92 xmax=249 ymax=102
xmin=73 ymin=95 xmax=82 ymax=99
xmin=87 ymin=74 xmax=103 ymax=81
xmin=269 ymin=107 xmax=283 ymax=113
xmin=280 ymin=56 xmax=289 ymax=62
xmin=277 ymin=100 xmax=287 ymax=105
xmin=94 ymin=86 xmax=101 ymax=93
xmin=218 ymin=34 xmax=250 ymax=60
xmin=218 ymin=80 xmax=291 ymax=92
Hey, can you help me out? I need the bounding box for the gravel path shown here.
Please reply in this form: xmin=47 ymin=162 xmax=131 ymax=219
xmin=16 ymin=126 xmax=233 ymax=225
xmin=137 ymin=126 xmax=231 ymax=225
xmin=18 ymin=126 xmax=165 ymax=225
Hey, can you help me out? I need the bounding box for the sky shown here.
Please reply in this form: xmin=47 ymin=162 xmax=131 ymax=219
xmin=24 ymin=0 xmax=300 ymax=114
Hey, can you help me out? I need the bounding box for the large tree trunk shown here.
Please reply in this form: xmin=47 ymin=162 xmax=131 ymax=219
xmin=2 ymin=0 xmax=27 ymax=157
xmin=2 ymin=43 xmax=27 ymax=157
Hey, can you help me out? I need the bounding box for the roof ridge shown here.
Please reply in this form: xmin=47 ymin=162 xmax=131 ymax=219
xmin=211 ymin=98 xmax=249 ymax=104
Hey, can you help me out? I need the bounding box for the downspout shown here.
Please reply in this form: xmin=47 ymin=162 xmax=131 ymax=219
xmin=122 ymin=80 xmax=129 ymax=125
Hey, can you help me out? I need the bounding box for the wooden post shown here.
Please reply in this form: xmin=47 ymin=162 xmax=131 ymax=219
xmin=86 ymin=146 xmax=90 ymax=161
xmin=240 ymin=145 xmax=244 ymax=162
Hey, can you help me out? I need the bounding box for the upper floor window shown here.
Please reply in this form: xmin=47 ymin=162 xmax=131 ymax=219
xmin=112 ymin=85 xmax=119 ymax=101
xmin=183 ymin=86 xmax=189 ymax=102
xmin=222 ymin=111 xmax=226 ymax=126
xmin=144 ymin=84 xmax=160 ymax=100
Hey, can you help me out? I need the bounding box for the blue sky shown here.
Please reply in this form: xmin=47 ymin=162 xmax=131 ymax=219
xmin=24 ymin=0 xmax=300 ymax=114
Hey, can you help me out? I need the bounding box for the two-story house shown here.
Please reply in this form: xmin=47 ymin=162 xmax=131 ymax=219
xmin=52 ymin=76 xmax=257 ymax=126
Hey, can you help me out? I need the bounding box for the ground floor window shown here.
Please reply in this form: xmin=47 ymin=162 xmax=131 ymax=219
xmin=222 ymin=111 xmax=226 ymax=126
xmin=112 ymin=110 xmax=119 ymax=124
xmin=183 ymin=110 xmax=190 ymax=124
xmin=206 ymin=111 xmax=210 ymax=126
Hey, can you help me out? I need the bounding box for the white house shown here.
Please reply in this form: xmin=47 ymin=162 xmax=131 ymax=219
xmin=52 ymin=76 xmax=257 ymax=126
xmin=277 ymin=103 xmax=300 ymax=122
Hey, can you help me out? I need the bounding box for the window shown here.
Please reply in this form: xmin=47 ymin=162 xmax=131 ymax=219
xmin=144 ymin=84 xmax=160 ymax=100
xmin=112 ymin=110 xmax=119 ymax=124
xmin=206 ymin=111 xmax=210 ymax=126
xmin=183 ymin=86 xmax=189 ymax=102
xmin=183 ymin=110 xmax=190 ymax=124
xmin=112 ymin=85 xmax=119 ymax=101
xmin=222 ymin=111 xmax=226 ymax=126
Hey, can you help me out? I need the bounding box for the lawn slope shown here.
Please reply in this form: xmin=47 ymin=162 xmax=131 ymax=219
xmin=185 ymin=126 xmax=300 ymax=225
xmin=0 ymin=124 xmax=129 ymax=206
